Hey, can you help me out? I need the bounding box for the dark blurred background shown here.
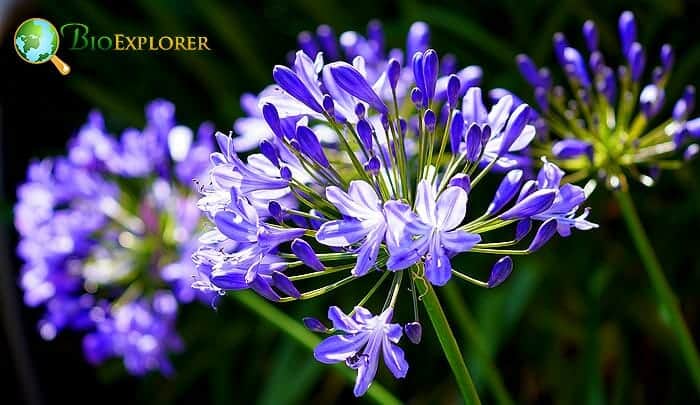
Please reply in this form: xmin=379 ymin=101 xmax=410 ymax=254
xmin=1 ymin=0 xmax=700 ymax=403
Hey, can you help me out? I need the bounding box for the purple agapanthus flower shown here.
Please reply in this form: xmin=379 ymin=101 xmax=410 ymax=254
xmin=530 ymin=159 xmax=598 ymax=237
xmin=516 ymin=10 xmax=700 ymax=189
xmin=385 ymin=181 xmax=481 ymax=285
xmin=194 ymin=20 xmax=596 ymax=396
xmin=314 ymin=306 xmax=408 ymax=397
xmin=15 ymin=100 xmax=215 ymax=376
xmin=316 ymin=181 xmax=387 ymax=277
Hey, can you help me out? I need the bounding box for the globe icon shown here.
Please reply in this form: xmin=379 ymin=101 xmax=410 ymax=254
xmin=14 ymin=18 xmax=70 ymax=75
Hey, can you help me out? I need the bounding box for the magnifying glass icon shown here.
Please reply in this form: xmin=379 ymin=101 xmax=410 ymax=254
xmin=14 ymin=18 xmax=71 ymax=76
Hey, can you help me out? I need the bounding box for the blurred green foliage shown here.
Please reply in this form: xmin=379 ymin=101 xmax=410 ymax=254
xmin=5 ymin=0 xmax=700 ymax=403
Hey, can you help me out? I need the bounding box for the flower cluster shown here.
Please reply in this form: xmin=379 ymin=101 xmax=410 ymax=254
xmin=194 ymin=21 xmax=597 ymax=395
xmin=15 ymin=100 xmax=214 ymax=375
xmin=517 ymin=11 xmax=700 ymax=190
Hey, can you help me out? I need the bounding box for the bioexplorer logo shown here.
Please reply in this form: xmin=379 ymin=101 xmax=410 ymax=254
xmin=14 ymin=18 xmax=212 ymax=76
xmin=14 ymin=18 xmax=71 ymax=75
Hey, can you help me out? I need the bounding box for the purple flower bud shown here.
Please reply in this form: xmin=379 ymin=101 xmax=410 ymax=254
xmin=599 ymin=67 xmax=617 ymax=104
xmin=412 ymin=52 xmax=426 ymax=102
xmin=445 ymin=174 xmax=470 ymax=194
xmin=249 ymin=276 xmax=282 ymax=302
xmin=438 ymin=102 xmax=450 ymax=127
xmin=316 ymin=25 xmax=339 ymax=60
xmin=499 ymin=104 xmax=531 ymax=155
xmin=582 ymin=20 xmax=598 ymax=52
xmin=487 ymin=256 xmax=513 ymax=288
xmin=273 ymin=65 xmax=324 ymax=113
xmin=673 ymin=86 xmax=696 ymax=121
xmin=296 ymin=126 xmax=329 ymax=168
xmin=303 ymin=317 xmax=329 ymax=333
xmin=539 ymin=68 xmax=552 ymax=89
xmin=301 ymin=317 xmax=329 ymax=333
xmin=405 ymin=322 xmax=422 ymax=344
xmin=515 ymin=219 xmax=532 ymax=241
xmin=268 ymin=201 xmax=283 ymax=222
xmin=447 ymin=74 xmax=461 ymax=108
xmin=685 ymin=144 xmax=699 ymax=160
xmin=272 ymin=271 xmax=301 ymax=299
xmin=487 ymin=169 xmax=524 ymax=215
xmin=387 ymin=58 xmax=401 ymax=90
xmin=563 ymin=47 xmax=591 ymax=88
xmin=687 ymin=117 xmax=700 ymax=137
xmin=407 ymin=21 xmax=430 ymax=60
xmin=399 ymin=118 xmax=407 ymax=135
xmin=441 ymin=53 xmax=457 ymax=75
xmin=259 ymin=140 xmax=279 ymax=167
xmin=449 ymin=110 xmax=464 ymax=154
xmin=364 ymin=156 xmax=381 ymax=174
xmin=322 ymin=94 xmax=335 ymax=116
xmin=339 ymin=31 xmax=360 ymax=59
xmin=291 ymin=238 xmax=325 ymax=272
xmin=280 ymin=166 xmax=292 ymax=180
xmin=298 ymin=31 xmax=319 ymax=58
xmin=422 ymin=49 xmax=439 ymax=102
xmin=552 ymin=139 xmax=594 ymax=161
xmin=640 ymin=84 xmax=665 ymax=118
xmin=651 ymin=67 xmax=664 ymax=85
xmin=424 ymin=109 xmax=437 ymax=132
xmin=367 ymin=20 xmax=385 ymax=56
xmin=589 ymin=51 xmax=604 ymax=74
xmin=553 ymin=32 xmax=569 ymax=65
xmin=355 ymin=102 xmax=366 ymax=120
xmin=535 ymin=87 xmax=549 ymax=112
xmin=618 ymin=65 xmax=628 ymax=81
xmin=528 ymin=218 xmax=558 ymax=252
xmin=411 ymin=87 xmax=423 ymax=108
xmin=356 ymin=119 xmax=374 ymax=152
xmin=499 ymin=189 xmax=556 ymax=220
xmin=674 ymin=92 xmax=692 ymax=122
xmin=262 ymin=103 xmax=284 ymax=138
xmin=660 ymin=44 xmax=674 ymax=72
xmin=465 ymin=123 xmax=483 ymax=162
xmin=619 ymin=11 xmax=637 ymax=57
xmin=329 ymin=62 xmax=388 ymax=114
xmin=480 ymin=124 xmax=492 ymax=148
xmin=627 ymin=42 xmax=645 ymax=82
xmin=516 ymin=54 xmax=542 ymax=88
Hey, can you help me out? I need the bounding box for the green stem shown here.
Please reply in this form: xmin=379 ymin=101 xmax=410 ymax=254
xmin=615 ymin=190 xmax=700 ymax=393
xmin=231 ymin=291 xmax=402 ymax=405
xmin=443 ymin=284 xmax=515 ymax=405
xmin=412 ymin=268 xmax=482 ymax=404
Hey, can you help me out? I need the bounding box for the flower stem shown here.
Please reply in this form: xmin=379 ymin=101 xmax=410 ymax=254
xmin=615 ymin=190 xmax=700 ymax=393
xmin=412 ymin=268 xmax=482 ymax=404
xmin=231 ymin=291 xmax=402 ymax=405
xmin=443 ymin=283 xmax=515 ymax=405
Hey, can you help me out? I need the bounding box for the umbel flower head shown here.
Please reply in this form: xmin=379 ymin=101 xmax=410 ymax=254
xmin=194 ymin=21 xmax=597 ymax=396
xmin=14 ymin=100 xmax=215 ymax=375
xmin=516 ymin=11 xmax=700 ymax=190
